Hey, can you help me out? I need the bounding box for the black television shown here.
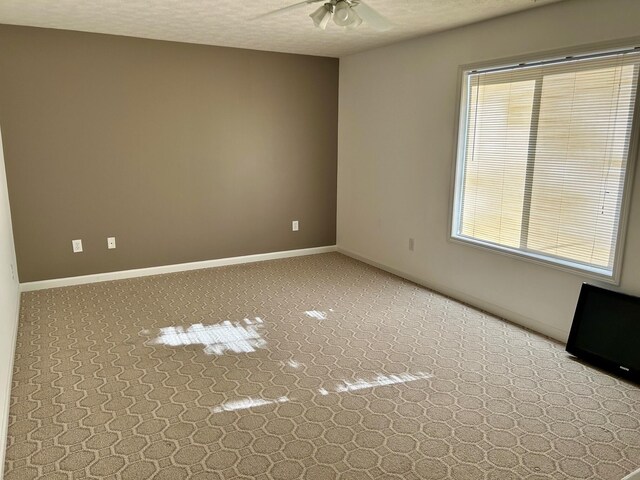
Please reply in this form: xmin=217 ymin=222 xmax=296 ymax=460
xmin=566 ymin=283 xmax=640 ymax=383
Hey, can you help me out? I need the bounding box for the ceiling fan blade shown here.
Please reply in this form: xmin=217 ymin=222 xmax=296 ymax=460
xmin=253 ymin=0 xmax=325 ymax=20
xmin=354 ymin=1 xmax=393 ymax=31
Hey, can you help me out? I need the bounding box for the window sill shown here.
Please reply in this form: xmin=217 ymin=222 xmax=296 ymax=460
xmin=449 ymin=233 xmax=620 ymax=285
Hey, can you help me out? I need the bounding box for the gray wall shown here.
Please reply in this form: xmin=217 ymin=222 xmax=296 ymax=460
xmin=0 ymin=25 xmax=338 ymax=282
xmin=0 ymin=126 xmax=19 ymax=478
xmin=337 ymin=0 xmax=640 ymax=341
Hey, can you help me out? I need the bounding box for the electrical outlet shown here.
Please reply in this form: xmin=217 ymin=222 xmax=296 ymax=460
xmin=409 ymin=238 xmax=415 ymax=251
xmin=72 ymin=239 xmax=83 ymax=253
xmin=292 ymin=220 xmax=299 ymax=232
xmin=107 ymin=237 xmax=116 ymax=249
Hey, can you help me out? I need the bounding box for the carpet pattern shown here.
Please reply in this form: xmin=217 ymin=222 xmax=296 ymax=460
xmin=4 ymin=252 xmax=640 ymax=479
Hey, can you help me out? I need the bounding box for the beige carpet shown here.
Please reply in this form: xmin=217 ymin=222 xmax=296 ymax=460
xmin=4 ymin=252 xmax=640 ymax=479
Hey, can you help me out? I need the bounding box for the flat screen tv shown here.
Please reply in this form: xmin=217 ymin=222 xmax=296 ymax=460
xmin=566 ymin=283 xmax=640 ymax=383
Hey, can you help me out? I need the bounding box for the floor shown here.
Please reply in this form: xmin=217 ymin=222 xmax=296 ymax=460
xmin=3 ymin=252 xmax=640 ymax=479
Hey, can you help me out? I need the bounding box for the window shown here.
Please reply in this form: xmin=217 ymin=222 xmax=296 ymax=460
xmin=452 ymin=48 xmax=640 ymax=281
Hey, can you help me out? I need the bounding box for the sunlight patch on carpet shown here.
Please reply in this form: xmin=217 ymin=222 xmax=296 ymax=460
xmin=286 ymin=359 xmax=302 ymax=369
xmin=331 ymin=372 xmax=432 ymax=394
xmin=150 ymin=317 xmax=266 ymax=355
xmin=304 ymin=310 xmax=327 ymax=320
xmin=212 ymin=396 xmax=289 ymax=413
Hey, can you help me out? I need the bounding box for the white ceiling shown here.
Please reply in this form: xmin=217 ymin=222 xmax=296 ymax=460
xmin=0 ymin=0 xmax=564 ymax=57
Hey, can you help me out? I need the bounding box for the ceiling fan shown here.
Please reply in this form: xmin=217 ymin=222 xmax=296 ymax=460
xmin=256 ymin=0 xmax=393 ymax=31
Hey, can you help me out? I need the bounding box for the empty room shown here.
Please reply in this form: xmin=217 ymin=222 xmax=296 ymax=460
xmin=0 ymin=0 xmax=639 ymax=479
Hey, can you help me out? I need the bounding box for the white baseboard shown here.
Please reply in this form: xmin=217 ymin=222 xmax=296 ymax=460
xmin=338 ymin=246 xmax=568 ymax=343
xmin=622 ymin=467 xmax=640 ymax=480
xmin=21 ymin=246 xmax=337 ymax=292
xmin=0 ymin=290 xmax=20 ymax=479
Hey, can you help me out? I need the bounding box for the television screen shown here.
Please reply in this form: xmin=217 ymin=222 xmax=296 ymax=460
xmin=566 ymin=283 xmax=640 ymax=383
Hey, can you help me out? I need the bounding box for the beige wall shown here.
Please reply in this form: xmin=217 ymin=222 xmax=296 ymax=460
xmin=0 ymin=25 xmax=338 ymax=282
xmin=337 ymin=0 xmax=640 ymax=341
xmin=0 ymin=126 xmax=20 ymax=478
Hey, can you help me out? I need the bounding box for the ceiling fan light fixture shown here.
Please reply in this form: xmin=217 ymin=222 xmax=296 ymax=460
xmin=257 ymin=0 xmax=392 ymax=33
xmin=309 ymin=4 xmax=332 ymax=30
xmin=346 ymin=9 xmax=362 ymax=29
xmin=332 ymin=1 xmax=354 ymax=27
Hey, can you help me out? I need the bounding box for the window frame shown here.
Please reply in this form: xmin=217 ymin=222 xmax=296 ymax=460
xmin=449 ymin=41 xmax=640 ymax=285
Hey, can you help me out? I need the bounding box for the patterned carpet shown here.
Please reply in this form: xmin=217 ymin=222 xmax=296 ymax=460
xmin=4 ymin=252 xmax=640 ymax=479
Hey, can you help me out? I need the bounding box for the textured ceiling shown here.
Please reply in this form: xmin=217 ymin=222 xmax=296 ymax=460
xmin=0 ymin=0 xmax=564 ymax=57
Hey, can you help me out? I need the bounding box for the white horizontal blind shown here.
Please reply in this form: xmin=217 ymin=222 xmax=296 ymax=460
xmin=454 ymin=50 xmax=640 ymax=278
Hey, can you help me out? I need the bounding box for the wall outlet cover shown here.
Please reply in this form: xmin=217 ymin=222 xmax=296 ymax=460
xmin=72 ymin=239 xmax=83 ymax=253
xmin=107 ymin=237 xmax=116 ymax=249
xmin=292 ymin=220 xmax=299 ymax=232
